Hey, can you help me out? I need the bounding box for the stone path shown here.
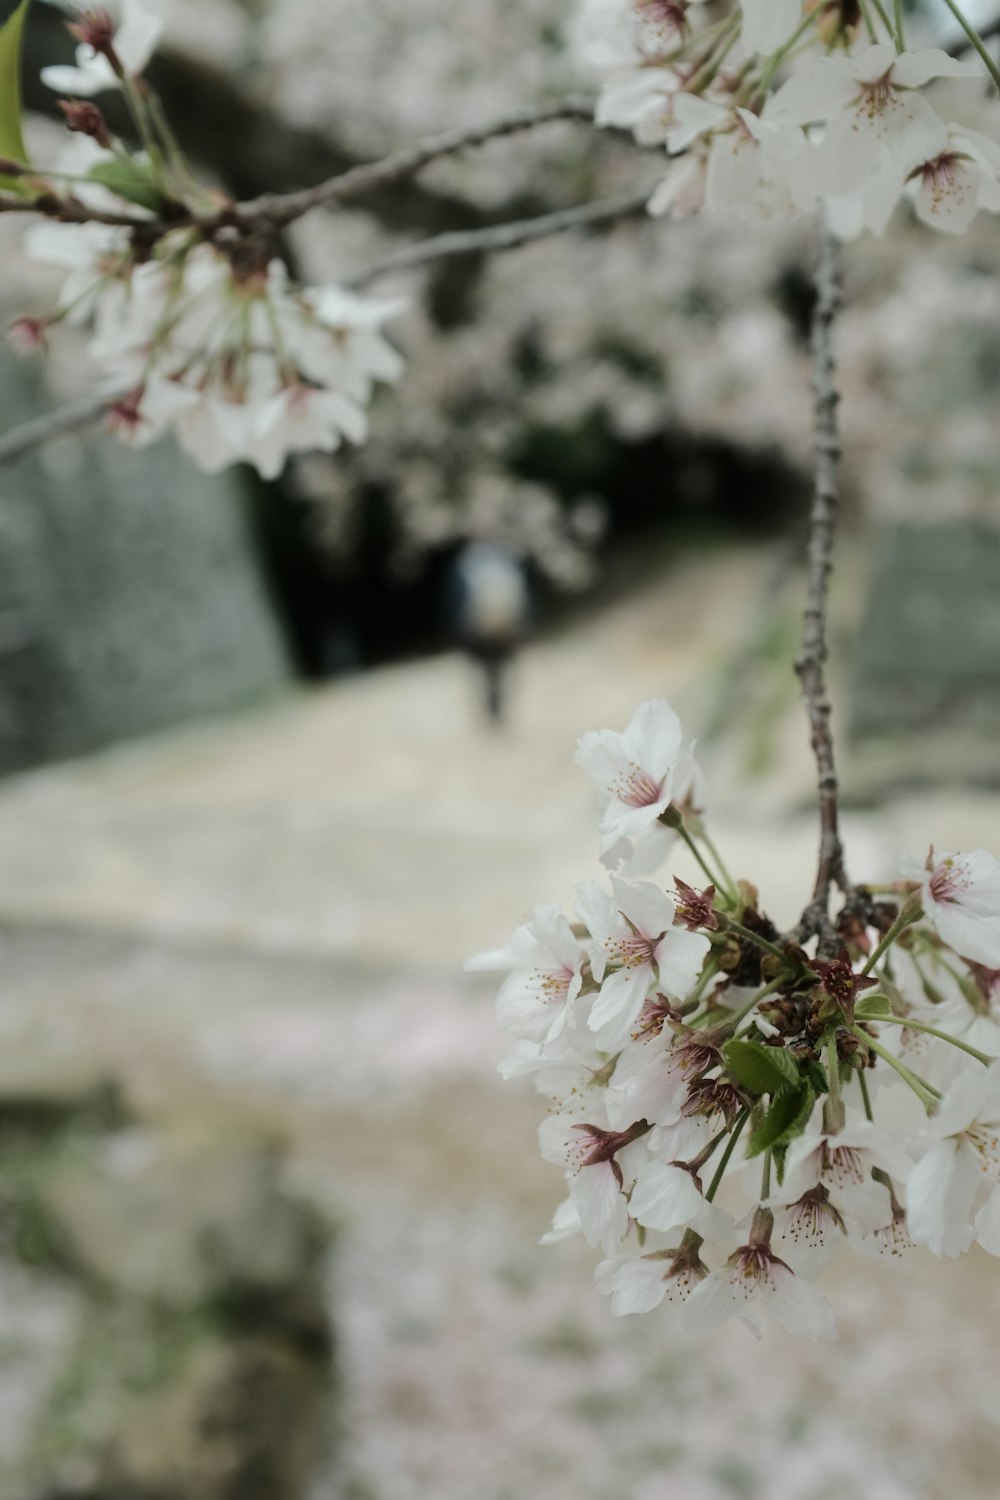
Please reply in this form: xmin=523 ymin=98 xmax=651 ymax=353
xmin=2 ymin=542 xmax=1000 ymax=1499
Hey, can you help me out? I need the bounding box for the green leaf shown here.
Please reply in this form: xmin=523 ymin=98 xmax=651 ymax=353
xmin=0 ymin=0 xmax=31 ymax=194
xmin=722 ymin=1037 xmax=801 ymax=1096
xmin=88 ymin=157 xmax=164 ymax=212
xmin=772 ymin=1140 xmax=789 ymax=1187
xmin=746 ymin=1085 xmax=815 ymax=1159
xmin=801 ymin=1057 xmax=829 ymax=1095
xmin=854 ymin=993 xmax=895 ymax=1021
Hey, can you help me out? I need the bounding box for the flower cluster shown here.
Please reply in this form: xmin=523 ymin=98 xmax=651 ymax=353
xmin=9 ymin=1 xmax=406 ymax=477
xmin=472 ymin=698 xmax=1000 ymax=1338
xmin=575 ymin=0 xmax=1000 ymax=235
xmin=20 ymin=221 xmax=404 ymax=477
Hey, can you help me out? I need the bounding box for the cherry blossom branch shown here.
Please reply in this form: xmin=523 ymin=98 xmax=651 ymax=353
xmin=0 ymin=390 xmax=117 ymax=468
xmin=941 ymin=0 xmax=1000 ymax=92
xmin=0 ymin=189 xmax=152 ymax=228
xmin=347 ymin=185 xmax=654 ymax=288
xmin=0 ymin=186 xmax=653 ymax=469
xmin=3 ymin=96 xmax=604 ymax=239
xmin=794 ymin=224 xmax=850 ymax=948
xmin=229 ymin=96 xmax=600 ymax=228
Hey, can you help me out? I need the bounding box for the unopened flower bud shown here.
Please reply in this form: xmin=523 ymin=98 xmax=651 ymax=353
xmin=67 ymin=8 xmax=123 ymax=73
xmin=105 ymin=387 xmax=146 ymax=441
xmin=8 ymin=317 xmax=48 ymax=355
xmin=807 ymin=0 xmax=861 ymax=48
xmin=58 ymin=100 xmax=112 ymax=148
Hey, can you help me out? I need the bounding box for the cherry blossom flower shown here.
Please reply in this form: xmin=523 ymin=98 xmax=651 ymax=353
xmin=538 ymin=1117 xmax=649 ymax=1252
xmin=596 ymin=1238 xmax=709 ymax=1315
xmin=8 ymin=316 xmax=48 ymax=355
xmin=829 ymin=124 xmax=1000 ymax=238
xmin=539 ymin=1197 xmax=583 ymax=1244
xmin=682 ymin=1226 xmax=838 ymax=1339
xmin=21 ymin=223 xmax=406 ymax=477
xmin=908 ymin=126 xmax=1000 ymax=234
xmin=599 ymin=742 xmax=707 ymax=874
xmin=657 ymin=91 xmax=814 ymax=223
xmin=466 ymin=904 xmax=584 ymax=1044
xmin=574 ymin=698 xmax=687 ymax=854
xmin=909 ymin=848 xmax=1000 ymax=969
xmin=575 ymin=876 xmax=711 ymax=1049
xmin=850 ymin=1192 xmax=914 ymax=1261
xmin=22 ymin=220 xmax=132 ymax=324
xmin=773 ymin=44 xmax=978 ymax=196
xmin=629 ymin=1157 xmax=735 ymax=1241
xmin=778 ymin=1120 xmax=912 ymax=1236
xmin=768 ymin=1186 xmax=847 ymax=1276
xmin=907 ymin=1062 xmax=1000 ymax=1257
xmin=595 ymin=65 xmax=682 ymax=145
xmin=605 ymin=1024 xmax=720 ymax=1127
xmin=41 ymin=0 xmax=162 ymax=97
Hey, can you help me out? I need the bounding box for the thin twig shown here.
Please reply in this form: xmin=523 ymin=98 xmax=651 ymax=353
xmin=947 ymin=11 xmax=1000 ymax=55
xmin=230 ymin=96 xmax=599 ymax=227
xmin=794 ymin=223 xmax=849 ymax=949
xmin=0 ymin=391 xmax=114 ymax=469
xmin=0 ymin=190 xmax=156 ymax=229
xmin=347 ymin=185 xmax=653 ymax=288
xmin=4 ymin=97 xmax=602 ymax=239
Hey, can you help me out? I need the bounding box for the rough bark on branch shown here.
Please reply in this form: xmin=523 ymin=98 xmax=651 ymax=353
xmin=348 ymin=185 xmax=653 ymax=287
xmin=233 ymin=98 xmax=599 ymax=228
xmin=794 ymin=224 xmax=849 ymax=949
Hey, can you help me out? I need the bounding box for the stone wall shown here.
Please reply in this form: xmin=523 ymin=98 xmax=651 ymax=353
xmin=849 ymin=521 xmax=1000 ymax=787
xmin=0 ymin=357 xmax=291 ymax=774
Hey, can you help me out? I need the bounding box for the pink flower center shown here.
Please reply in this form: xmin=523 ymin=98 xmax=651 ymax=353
xmin=967 ymin=1124 xmax=1000 ymax=1181
xmin=784 ymin=1188 xmax=844 ymax=1251
xmin=871 ymin=1212 xmax=911 ymax=1258
xmin=532 ymin=965 xmax=575 ymax=1007
xmin=820 ymin=1143 xmax=865 ymax=1189
xmin=730 ymin=1245 xmax=778 ymax=1296
xmin=633 ymin=0 xmax=689 ymax=47
xmin=607 ymin=931 xmax=658 ymax=969
xmin=858 ymin=73 xmax=897 ymax=120
xmin=928 ymin=857 xmax=971 ymax=905
xmin=611 ymin=762 xmax=665 ymax=809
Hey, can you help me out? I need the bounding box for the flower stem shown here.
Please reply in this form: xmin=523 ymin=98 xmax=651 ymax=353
xmin=730 ymin=975 xmax=787 ymax=1030
xmin=862 ymin=894 xmax=923 ymax=975
xmin=720 ymin=916 xmax=789 ymax=966
xmin=677 ymin=825 xmax=730 ymax=899
xmin=686 ymin=13 xmax=741 ymax=95
xmin=824 ymin=1030 xmax=845 ymax=1132
xmin=857 ymin=0 xmax=879 ymax=45
xmin=701 ymin=830 xmax=738 ymax=902
xmin=874 ymin=1014 xmax=995 ymax=1067
xmin=760 ymin=1149 xmax=772 ymax=1202
xmin=868 ymin=0 xmax=896 ymax=43
xmin=857 ymin=1066 xmax=874 ymax=1122
xmin=938 ymin=0 xmax=1000 ymax=95
xmin=688 ymin=956 xmax=721 ymax=1006
xmin=704 ymin=1109 xmax=749 ymax=1202
xmin=756 ymin=10 xmax=821 ymax=97
xmin=121 ymin=74 xmax=162 ymax=171
xmin=893 ymin=0 xmax=905 ymax=49
xmin=689 ymin=1122 xmax=735 ymax=1175
xmin=851 ymin=1026 xmax=940 ymax=1111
